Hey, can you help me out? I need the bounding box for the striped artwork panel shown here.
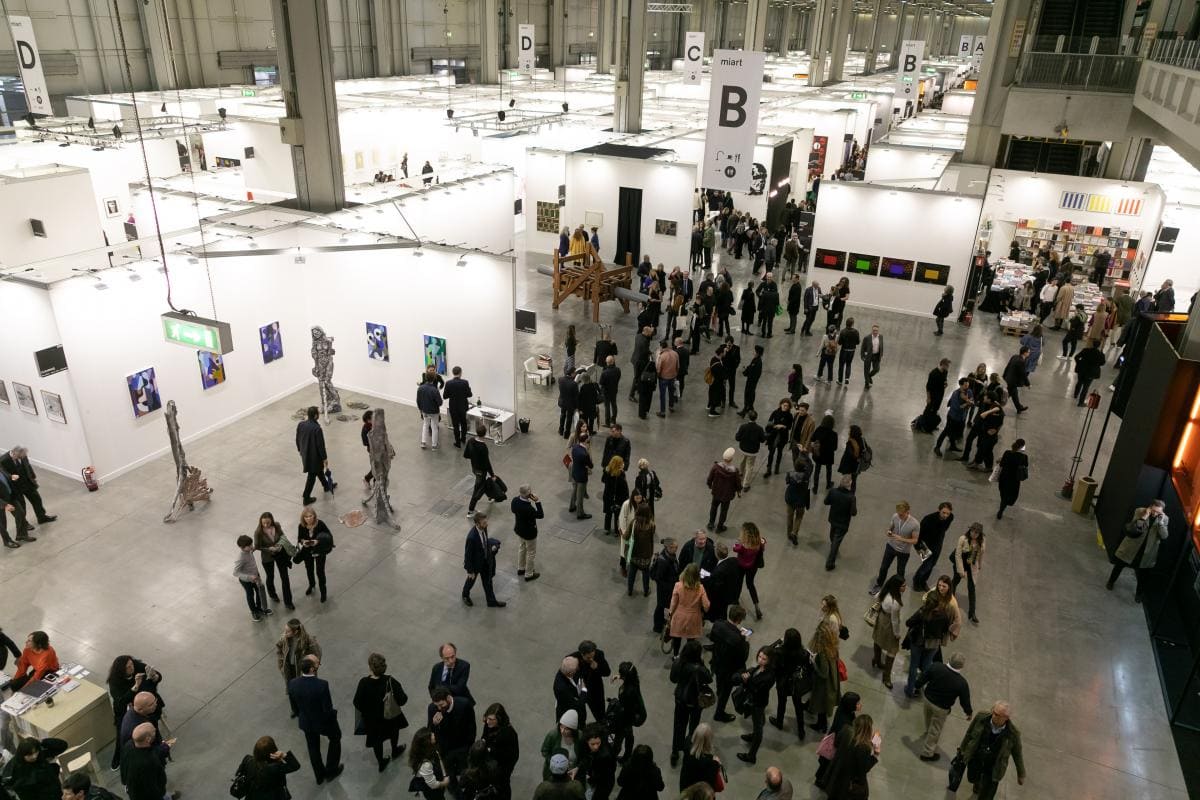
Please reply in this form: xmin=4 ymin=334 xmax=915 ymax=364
xmin=1086 ymin=194 xmax=1112 ymax=213
xmin=1059 ymin=191 xmax=1086 ymax=210
xmin=1115 ymin=198 xmax=1143 ymax=216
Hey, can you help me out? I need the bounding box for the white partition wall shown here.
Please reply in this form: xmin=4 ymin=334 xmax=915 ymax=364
xmin=523 ymin=150 xmax=567 ymax=255
xmin=863 ymin=145 xmax=953 ymax=183
xmin=809 ymin=182 xmax=984 ymax=316
xmin=0 ymin=167 xmax=106 ymax=266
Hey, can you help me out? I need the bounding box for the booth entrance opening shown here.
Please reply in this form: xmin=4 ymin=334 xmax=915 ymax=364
xmin=615 ymin=186 xmax=642 ymax=267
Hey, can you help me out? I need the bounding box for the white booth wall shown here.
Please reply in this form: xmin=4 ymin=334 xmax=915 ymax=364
xmin=564 ymin=153 xmax=695 ymax=269
xmin=240 ymin=120 xmax=297 ymax=199
xmin=809 ymin=182 xmax=984 ymax=315
xmin=1142 ymin=202 xmax=1200 ymax=303
xmin=863 ymin=145 xmax=952 ymax=183
xmin=0 ymin=245 xmax=517 ymax=481
xmin=0 ymin=168 xmax=106 ymax=267
xmin=941 ymin=91 xmax=976 ymax=116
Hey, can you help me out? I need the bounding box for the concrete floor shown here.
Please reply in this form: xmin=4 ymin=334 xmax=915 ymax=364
xmin=2 ymin=243 xmax=1186 ymax=800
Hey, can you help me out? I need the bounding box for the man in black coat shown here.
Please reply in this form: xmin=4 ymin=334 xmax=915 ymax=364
xmin=512 ymin=485 xmax=544 ymax=581
xmin=295 ymin=406 xmax=333 ymax=504
xmin=723 ymin=337 xmax=742 ymax=410
xmin=801 ymin=281 xmax=822 ymax=336
xmin=121 ymin=723 xmax=170 ymax=800
xmin=629 ymin=326 xmax=653 ymax=401
xmin=710 ymin=604 xmax=750 ymax=722
xmin=0 ymin=471 xmax=33 ymax=547
xmin=739 ymin=345 xmax=764 ymax=416
xmin=784 ymin=275 xmax=803 ymax=333
xmin=1072 ymin=340 xmax=1106 ymax=406
xmin=553 ymin=655 xmax=589 ymax=724
xmin=558 ymin=371 xmax=579 ymax=439
xmin=569 ymin=640 xmax=612 ymax=723
xmin=601 ymin=424 xmax=632 ymax=471
xmin=0 ymin=447 xmax=54 ymax=523
xmin=823 ymin=474 xmax=858 ymax=570
xmin=757 ymin=276 xmax=780 ymax=337
xmin=911 ymin=502 xmax=955 ymax=591
xmin=428 ymin=643 xmax=473 ymax=700
xmin=678 ymin=529 xmax=718 ymax=572
xmin=1002 ymin=348 xmax=1030 ymax=413
xmin=463 ymin=425 xmax=494 ymax=514
xmin=835 ymin=318 xmax=861 ymax=385
xmin=428 ymin=687 xmax=476 ymax=779
xmin=599 ymin=356 xmax=622 ymax=426
xmin=442 ymin=366 xmax=474 ymax=448
xmin=462 ymin=512 xmax=505 ymax=608
xmin=287 ymin=656 xmax=343 ymax=784
xmin=918 ymin=358 xmax=952 ymax=429
xmin=705 ymin=543 xmax=744 ymax=623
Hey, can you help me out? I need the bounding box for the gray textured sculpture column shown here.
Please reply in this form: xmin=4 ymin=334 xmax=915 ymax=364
xmin=310 ymin=325 xmax=342 ymax=420
xmin=363 ymin=407 xmax=401 ymax=530
xmin=163 ymin=400 xmax=213 ymax=523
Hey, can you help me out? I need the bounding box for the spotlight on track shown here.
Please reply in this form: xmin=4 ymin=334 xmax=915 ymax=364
xmin=446 ymin=108 xmax=455 ymax=119
xmin=112 ymin=125 xmax=122 ymax=139
xmin=497 ymin=110 xmax=506 ymax=121
xmin=509 ymin=99 xmax=516 ymax=108
xmin=87 ymin=116 xmax=95 ymax=131
xmin=562 ymin=102 xmax=569 ymax=113
xmin=217 ymin=107 xmax=227 ymax=121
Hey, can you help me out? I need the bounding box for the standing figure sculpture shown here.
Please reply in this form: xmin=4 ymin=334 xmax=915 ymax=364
xmin=163 ymin=400 xmax=213 ymax=523
xmin=363 ymin=408 xmax=401 ymax=530
xmin=311 ymin=326 xmax=342 ymax=419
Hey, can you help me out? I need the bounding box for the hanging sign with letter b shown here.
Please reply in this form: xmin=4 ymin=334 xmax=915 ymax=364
xmin=702 ymin=49 xmax=765 ymax=193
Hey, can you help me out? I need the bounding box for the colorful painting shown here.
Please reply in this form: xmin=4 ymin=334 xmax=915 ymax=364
xmin=881 ymin=257 xmax=915 ymax=281
xmin=813 ymin=248 xmax=847 ymax=272
xmin=424 ymin=335 xmax=447 ymax=375
xmin=41 ymin=390 xmax=66 ymax=424
xmin=367 ymin=323 xmax=390 ymax=361
xmin=848 ymin=253 xmax=880 ymax=277
xmin=13 ymin=382 xmax=36 ymax=415
xmin=126 ymin=367 xmax=162 ymax=418
xmin=198 ymin=351 xmax=226 ymax=389
xmin=914 ymin=262 xmax=951 ymax=286
xmin=259 ymin=322 xmax=283 ymax=363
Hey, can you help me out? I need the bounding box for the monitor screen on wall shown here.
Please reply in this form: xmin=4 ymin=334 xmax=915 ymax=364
xmin=34 ymin=345 xmax=68 ymax=377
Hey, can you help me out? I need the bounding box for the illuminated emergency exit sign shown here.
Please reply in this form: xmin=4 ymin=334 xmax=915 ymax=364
xmin=161 ymin=312 xmax=234 ymax=354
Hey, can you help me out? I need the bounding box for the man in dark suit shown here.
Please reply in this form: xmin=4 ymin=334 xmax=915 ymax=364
xmin=553 ymin=655 xmax=588 ymax=724
xmin=557 ymin=371 xmax=579 ymax=439
xmin=710 ymin=605 xmax=750 ymax=722
xmin=568 ymin=640 xmax=612 ymax=723
xmin=287 ymin=655 xmax=343 ymax=784
xmin=120 ymin=723 xmax=170 ymax=800
xmin=295 ymin=406 xmax=334 ymax=505
xmin=462 ymin=512 xmax=505 ymax=608
xmin=800 ymin=280 xmax=822 ymax=336
xmin=0 ymin=471 xmax=33 ymax=548
xmin=678 ymin=529 xmax=717 ymax=573
xmin=704 ymin=543 xmax=744 ymax=623
xmin=601 ymin=424 xmax=631 ymax=471
xmin=428 ymin=642 xmax=473 ymax=700
xmin=860 ymin=324 xmax=884 ymax=389
xmin=428 ymin=687 xmax=476 ymax=778
xmin=0 ymin=447 xmax=55 ymax=524
xmin=599 ymin=357 xmax=622 ymax=427
xmin=442 ymin=366 xmax=474 ymax=448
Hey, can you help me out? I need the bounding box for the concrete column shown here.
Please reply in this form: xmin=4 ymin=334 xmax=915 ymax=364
xmin=480 ymin=0 xmax=501 ymax=83
xmin=1104 ymin=137 xmax=1153 ymax=180
xmin=746 ymin=0 xmax=769 ymax=52
xmin=808 ymin=0 xmax=830 ymax=85
xmin=862 ymin=0 xmax=884 ymax=74
xmin=890 ymin=2 xmax=907 ymax=67
xmin=136 ymin=0 xmax=179 ymax=89
xmin=828 ymin=0 xmax=853 ymax=82
xmin=596 ymin=0 xmax=615 ymax=73
xmin=778 ymin=5 xmax=793 ymax=56
xmin=551 ymin=0 xmax=566 ymax=66
xmin=614 ymin=0 xmax=646 ymax=132
xmin=270 ymin=0 xmax=345 ymax=212
xmin=701 ymin=0 xmax=718 ymax=55
xmin=963 ymin=0 xmax=1036 ymax=166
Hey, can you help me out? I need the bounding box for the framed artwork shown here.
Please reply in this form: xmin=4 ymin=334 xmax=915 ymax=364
xmin=848 ymin=252 xmax=880 ymax=277
xmin=367 ymin=323 xmax=390 ymax=361
xmin=41 ymin=390 xmax=66 ymax=424
xmin=535 ymin=201 xmax=560 ymax=234
xmin=126 ymin=367 xmax=162 ymax=418
xmin=103 ymin=198 xmax=120 ymax=217
xmin=0 ymin=380 xmax=8 ymax=406
xmin=655 ymin=219 xmax=678 ymax=236
xmin=13 ymin=382 xmax=36 ymax=415
xmin=880 ymin=257 xmax=915 ymax=280
xmin=813 ymin=248 xmax=846 ymax=272
xmin=198 ymin=351 xmax=226 ymax=389
xmin=914 ymin=261 xmax=951 ymax=285
xmin=424 ymin=335 xmax=448 ymax=375
xmin=259 ymin=322 xmax=284 ymax=363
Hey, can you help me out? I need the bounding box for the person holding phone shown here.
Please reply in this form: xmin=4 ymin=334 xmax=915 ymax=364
xmin=296 ymin=508 xmax=334 ymax=603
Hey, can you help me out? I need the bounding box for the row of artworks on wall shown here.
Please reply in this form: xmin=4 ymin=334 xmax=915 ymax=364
xmin=0 ymin=381 xmax=66 ymax=424
xmin=122 ymin=324 xmax=451 ymax=420
xmin=812 ymin=248 xmax=951 ymax=286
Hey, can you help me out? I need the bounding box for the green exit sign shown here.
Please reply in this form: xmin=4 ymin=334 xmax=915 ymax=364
xmin=161 ymin=312 xmax=234 ymax=354
xmin=850 ymin=91 xmax=866 ymax=100
xmin=241 ymin=88 xmax=256 ymax=97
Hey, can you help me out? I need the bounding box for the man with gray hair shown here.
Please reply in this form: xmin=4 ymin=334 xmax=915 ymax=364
xmin=756 ymin=765 xmax=794 ymax=800
xmin=959 ymin=701 xmax=1026 ymax=798
xmin=511 ymin=484 xmax=543 ymax=582
xmin=916 ymin=652 xmax=972 ymax=761
xmin=553 ymin=655 xmax=587 ymax=724
xmin=1106 ymin=500 xmax=1169 ymax=603
xmin=1 ymin=446 xmax=55 ymax=524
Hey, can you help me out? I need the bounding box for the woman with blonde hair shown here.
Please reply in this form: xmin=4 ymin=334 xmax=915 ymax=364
xmin=296 ymin=507 xmax=334 ymax=602
xmin=808 ymin=622 xmax=841 ymax=733
xmin=952 ymin=524 xmax=986 ymax=624
xmin=817 ymin=594 xmax=844 ymax=640
xmin=678 ymin=722 xmax=721 ymax=791
xmin=617 ymin=489 xmax=645 ymax=575
xmin=824 ymin=715 xmax=880 ymax=799
xmin=602 ymin=455 xmax=630 ymax=536
xmin=626 ymin=504 xmax=656 ymax=597
xmin=903 ymin=575 xmax=961 ymax=697
xmin=668 ymin=563 xmax=710 ymax=656
xmin=569 ymin=226 xmax=589 ymax=259
xmin=733 ymin=522 xmax=766 ymax=620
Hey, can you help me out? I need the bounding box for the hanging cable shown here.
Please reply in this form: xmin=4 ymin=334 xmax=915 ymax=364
xmin=171 ymin=77 xmax=218 ymax=318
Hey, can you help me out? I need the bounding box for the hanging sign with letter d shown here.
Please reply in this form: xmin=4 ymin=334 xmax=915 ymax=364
xmin=702 ymin=49 xmax=765 ymax=193
xmin=8 ymin=16 xmax=52 ymax=116
xmin=518 ymin=24 xmax=535 ymax=73
xmin=683 ymin=32 xmax=704 ymax=84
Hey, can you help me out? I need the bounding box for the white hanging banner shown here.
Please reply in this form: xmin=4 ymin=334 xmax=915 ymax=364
xmin=972 ymin=35 xmax=987 ymax=71
xmin=7 ymin=16 xmax=51 ymax=116
xmin=958 ymin=34 xmax=973 ymax=58
xmin=684 ymin=32 xmax=704 ymax=84
xmin=518 ymin=24 xmax=535 ymax=73
xmin=893 ymin=39 xmax=925 ymax=111
xmin=702 ymin=49 xmax=765 ymax=192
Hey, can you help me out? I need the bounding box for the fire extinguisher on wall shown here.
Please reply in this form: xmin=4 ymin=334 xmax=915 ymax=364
xmin=81 ymin=466 xmax=99 ymax=492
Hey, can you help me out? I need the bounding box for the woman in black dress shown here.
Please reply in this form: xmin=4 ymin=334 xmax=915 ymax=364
xmin=769 ymin=628 xmax=808 ymax=741
xmin=739 ymin=281 xmax=757 ymax=334
xmin=678 ymin=722 xmax=721 ymax=791
xmin=579 ymin=723 xmax=618 ymax=800
xmin=837 ymin=424 xmax=866 ymax=493
xmin=810 ymin=414 xmax=839 ymax=494
xmin=242 ymin=735 xmax=302 ymax=800
xmin=814 ymin=692 xmax=861 ymax=786
xmin=615 ymin=744 xmax=664 ymax=800
xmin=352 ymin=652 xmax=409 ymax=771
xmin=995 ymin=438 xmax=1029 ymax=520
xmin=763 ymin=398 xmax=792 ymax=477
xmin=827 ymin=277 xmax=850 ymax=329
xmin=296 ymin=507 xmax=334 ymax=602
xmin=824 ymin=715 xmax=880 ymax=799
xmin=481 ymin=703 xmax=520 ymax=800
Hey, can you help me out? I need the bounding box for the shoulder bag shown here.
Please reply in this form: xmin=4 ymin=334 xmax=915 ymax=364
xmin=815 ymin=731 xmax=837 ymax=760
xmin=383 ymin=677 xmax=405 ymax=720
xmin=713 ymin=763 xmax=727 ymax=792
xmin=947 ymin=752 xmax=967 ymax=791
xmin=863 ymin=600 xmax=881 ymax=627
xmin=229 ymin=756 xmax=250 ymax=799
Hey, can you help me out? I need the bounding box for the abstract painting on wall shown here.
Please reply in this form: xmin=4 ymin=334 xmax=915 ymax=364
xmin=198 ymin=351 xmax=226 ymax=390
xmin=13 ymin=383 xmax=36 ymax=415
xmin=367 ymin=323 xmax=390 ymax=361
xmin=126 ymin=367 xmax=162 ymax=418
xmin=260 ymin=322 xmax=283 ymax=363
xmin=41 ymin=390 xmax=66 ymax=423
xmin=424 ymin=335 xmax=447 ymax=375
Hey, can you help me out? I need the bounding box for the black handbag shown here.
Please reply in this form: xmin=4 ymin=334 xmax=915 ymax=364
xmin=229 ymin=757 xmax=249 ymax=798
xmin=730 ymin=685 xmax=749 ymax=715
xmin=947 ymin=752 xmax=966 ymax=790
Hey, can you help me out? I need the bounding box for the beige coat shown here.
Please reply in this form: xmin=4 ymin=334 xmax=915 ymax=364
xmin=668 ymin=583 xmax=710 ymax=639
xmin=1113 ymin=510 xmax=1170 ymax=568
xmin=1052 ymin=282 xmax=1074 ymax=320
xmin=1086 ymin=304 xmax=1109 ymax=342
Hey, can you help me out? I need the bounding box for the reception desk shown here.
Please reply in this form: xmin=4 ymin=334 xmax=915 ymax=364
xmin=8 ymin=677 xmax=113 ymax=756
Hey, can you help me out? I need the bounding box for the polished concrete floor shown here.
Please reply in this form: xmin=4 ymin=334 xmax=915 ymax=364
xmin=2 ymin=243 xmax=1185 ymax=800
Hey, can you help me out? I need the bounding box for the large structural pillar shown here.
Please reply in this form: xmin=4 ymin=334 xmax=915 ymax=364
xmin=551 ymin=0 xmax=566 ymax=66
xmin=889 ymin=2 xmax=907 ymax=67
xmin=701 ymin=0 xmax=719 ymax=54
xmin=136 ymin=0 xmax=180 ymax=89
xmin=270 ymin=0 xmax=345 ymax=212
xmin=746 ymin=0 xmax=769 ymax=52
xmin=808 ymin=0 xmax=830 ymax=85
xmin=614 ymin=0 xmax=646 ymax=132
xmin=862 ymin=0 xmax=885 ymax=74
xmin=1104 ymin=137 xmax=1154 ymax=180
xmin=480 ymin=0 xmax=502 ymax=83
xmin=963 ymin=0 xmax=1036 ymax=166
xmin=828 ymin=0 xmax=853 ymax=82
xmin=597 ymin=0 xmax=615 ymax=73
xmin=778 ymin=5 xmax=794 ymax=56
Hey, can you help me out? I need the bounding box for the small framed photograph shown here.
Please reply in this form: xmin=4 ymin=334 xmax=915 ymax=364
xmin=103 ymin=197 xmax=120 ymax=217
xmin=41 ymin=390 xmax=66 ymax=424
xmin=0 ymin=380 xmax=8 ymax=406
xmin=13 ymin=382 xmax=36 ymax=415
xmin=654 ymin=219 xmax=678 ymax=236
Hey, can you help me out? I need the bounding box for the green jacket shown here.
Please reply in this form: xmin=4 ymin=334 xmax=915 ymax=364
xmin=959 ymin=711 xmax=1025 ymax=784
xmin=540 ymin=729 xmax=582 ymax=781
xmin=702 ymin=226 xmax=715 ymax=249
xmin=809 ymin=652 xmax=840 ymax=716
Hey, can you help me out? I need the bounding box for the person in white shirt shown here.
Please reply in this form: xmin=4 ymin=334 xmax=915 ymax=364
xmin=869 ymin=502 xmax=920 ymax=594
xmin=859 ymin=325 xmax=884 ymax=389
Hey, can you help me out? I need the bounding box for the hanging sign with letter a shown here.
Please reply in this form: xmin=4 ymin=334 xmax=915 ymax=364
xmin=518 ymin=24 xmax=535 ymax=73
xmin=893 ymin=40 xmax=925 ymax=111
xmin=971 ymin=36 xmax=987 ymax=72
xmin=8 ymin=16 xmax=52 ymax=116
xmin=684 ymin=32 xmax=704 ymax=85
xmin=702 ymin=49 xmax=765 ymax=193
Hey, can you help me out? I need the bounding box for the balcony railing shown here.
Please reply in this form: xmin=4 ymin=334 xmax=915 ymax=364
xmin=1017 ymin=52 xmax=1141 ymax=93
xmin=1148 ymin=39 xmax=1200 ymax=71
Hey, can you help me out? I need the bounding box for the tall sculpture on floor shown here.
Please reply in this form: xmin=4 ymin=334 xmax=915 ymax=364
xmin=310 ymin=325 xmax=342 ymax=420
xmin=163 ymin=400 xmax=213 ymax=523
xmin=363 ymin=407 xmax=401 ymax=530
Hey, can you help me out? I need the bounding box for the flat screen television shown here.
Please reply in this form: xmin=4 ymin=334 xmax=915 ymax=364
xmin=34 ymin=345 xmax=68 ymax=377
